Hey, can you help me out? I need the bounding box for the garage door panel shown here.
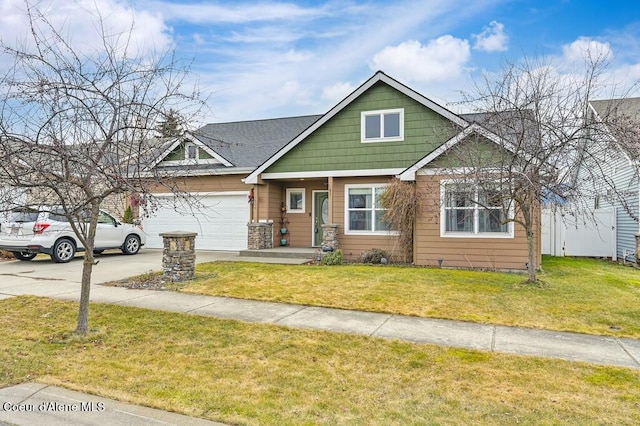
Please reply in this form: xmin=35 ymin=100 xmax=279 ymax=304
xmin=143 ymin=193 xmax=248 ymax=251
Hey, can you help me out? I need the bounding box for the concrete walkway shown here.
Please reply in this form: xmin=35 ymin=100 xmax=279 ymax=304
xmin=1 ymin=249 xmax=639 ymax=425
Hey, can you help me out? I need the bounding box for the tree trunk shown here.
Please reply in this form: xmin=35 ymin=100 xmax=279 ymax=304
xmin=526 ymin=227 xmax=537 ymax=282
xmin=76 ymin=252 xmax=95 ymax=334
xmin=523 ymin=200 xmax=537 ymax=283
xmin=75 ymin=206 xmax=99 ymax=335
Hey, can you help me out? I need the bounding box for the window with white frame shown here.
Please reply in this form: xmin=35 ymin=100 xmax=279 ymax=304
xmin=346 ymin=185 xmax=393 ymax=233
xmin=361 ymin=109 xmax=404 ymax=142
xmin=286 ymin=188 xmax=305 ymax=213
xmin=442 ymin=183 xmax=512 ymax=237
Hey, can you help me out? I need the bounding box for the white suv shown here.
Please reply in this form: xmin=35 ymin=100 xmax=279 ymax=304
xmin=0 ymin=208 xmax=146 ymax=263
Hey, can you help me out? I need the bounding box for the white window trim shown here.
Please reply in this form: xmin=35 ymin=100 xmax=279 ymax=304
xmin=439 ymin=180 xmax=514 ymax=239
xmin=361 ymin=108 xmax=404 ymax=143
xmin=344 ymin=184 xmax=398 ymax=235
xmin=286 ymin=188 xmax=305 ymax=213
xmin=184 ymin=142 xmax=198 ymax=160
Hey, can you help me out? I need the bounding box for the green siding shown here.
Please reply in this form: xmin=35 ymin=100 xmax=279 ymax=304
xmin=165 ymin=145 xmax=183 ymax=161
xmin=199 ymin=149 xmax=213 ymax=160
xmin=428 ymin=136 xmax=509 ymax=168
xmin=163 ymin=142 xmax=213 ymax=161
xmin=266 ymin=82 xmax=460 ymax=173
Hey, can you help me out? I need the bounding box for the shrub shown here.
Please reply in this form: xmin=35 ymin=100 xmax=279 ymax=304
xmin=360 ymin=248 xmax=389 ymax=264
xmin=122 ymin=206 xmax=134 ymax=224
xmin=321 ymin=249 xmax=343 ymax=265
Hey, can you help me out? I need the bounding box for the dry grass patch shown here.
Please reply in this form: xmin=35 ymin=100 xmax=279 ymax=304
xmin=1 ymin=296 xmax=640 ymax=425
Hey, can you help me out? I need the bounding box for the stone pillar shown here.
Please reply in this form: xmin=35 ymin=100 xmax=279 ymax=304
xmin=321 ymin=224 xmax=339 ymax=251
xmin=160 ymin=231 xmax=197 ymax=282
xmin=248 ymin=222 xmax=273 ymax=250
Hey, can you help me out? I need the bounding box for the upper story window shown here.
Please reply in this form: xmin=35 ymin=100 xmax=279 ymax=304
xmin=361 ymin=109 xmax=404 ymax=143
xmin=185 ymin=142 xmax=198 ymax=160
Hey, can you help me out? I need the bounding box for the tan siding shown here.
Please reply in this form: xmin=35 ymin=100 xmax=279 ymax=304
xmin=333 ymin=177 xmax=399 ymax=261
xmin=414 ymin=174 xmax=537 ymax=270
xmin=150 ymin=174 xmax=247 ymax=193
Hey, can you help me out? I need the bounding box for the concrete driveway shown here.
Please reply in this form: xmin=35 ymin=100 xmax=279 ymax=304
xmin=0 ymin=249 xmax=236 ymax=299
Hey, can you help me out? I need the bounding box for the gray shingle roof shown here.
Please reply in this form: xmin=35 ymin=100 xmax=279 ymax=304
xmin=193 ymin=115 xmax=322 ymax=168
xmin=590 ymin=97 xmax=640 ymax=158
xmin=591 ymin=97 xmax=640 ymax=122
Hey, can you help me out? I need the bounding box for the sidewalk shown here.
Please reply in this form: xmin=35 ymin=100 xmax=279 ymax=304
xmin=56 ymin=285 xmax=640 ymax=369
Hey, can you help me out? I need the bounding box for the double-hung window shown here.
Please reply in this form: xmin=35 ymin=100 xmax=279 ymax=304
xmin=346 ymin=185 xmax=393 ymax=234
xmin=361 ymin=109 xmax=404 ymax=142
xmin=442 ymin=182 xmax=512 ymax=237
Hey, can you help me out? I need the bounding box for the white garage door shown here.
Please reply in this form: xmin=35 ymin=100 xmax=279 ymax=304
xmin=143 ymin=192 xmax=249 ymax=251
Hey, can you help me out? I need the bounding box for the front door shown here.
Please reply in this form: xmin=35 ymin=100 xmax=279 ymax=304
xmin=313 ymin=191 xmax=329 ymax=246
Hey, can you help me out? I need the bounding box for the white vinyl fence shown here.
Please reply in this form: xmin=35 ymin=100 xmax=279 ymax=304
xmin=542 ymin=208 xmax=616 ymax=260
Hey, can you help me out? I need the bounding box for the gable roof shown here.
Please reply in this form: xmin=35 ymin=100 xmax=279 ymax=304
xmin=245 ymin=71 xmax=469 ymax=184
xmin=399 ymin=109 xmax=541 ymax=181
xmin=193 ymin=115 xmax=322 ymax=169
xmin=589 ymin=97 xmax=640 ymax=158
xmin=146 ymin=134 xmax=233 ymax=171
xmin=146 ymin=115 xmax=321 ymax=176
xmin=398 ymin=122 xmax=513 ymax=180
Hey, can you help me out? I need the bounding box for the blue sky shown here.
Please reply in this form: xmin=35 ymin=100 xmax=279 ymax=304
xmin=2 ymin=0 xmax=639 ymax=122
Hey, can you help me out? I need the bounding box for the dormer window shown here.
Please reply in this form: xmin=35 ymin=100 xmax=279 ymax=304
xmin=361 ymin=109 xmax=404 ymax=143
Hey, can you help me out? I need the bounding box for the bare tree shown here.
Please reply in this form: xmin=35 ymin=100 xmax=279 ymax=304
xmin=0 ymin=3 xmax=205 ymax=333
xmin=442 ymin=52 xmax=630 ymax=282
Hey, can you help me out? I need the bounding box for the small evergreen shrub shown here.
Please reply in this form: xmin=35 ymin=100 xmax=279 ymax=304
xmin=122 ymin=206 xmax=134 ymax=224
xmin=360 ymin=248 xmax=389 ymax=264
xmin=321 ymin=249 xmax=343 ymax=265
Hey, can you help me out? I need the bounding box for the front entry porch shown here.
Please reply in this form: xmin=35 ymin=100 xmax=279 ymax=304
xmin=239 ymin=246 xmax=318 ymax=261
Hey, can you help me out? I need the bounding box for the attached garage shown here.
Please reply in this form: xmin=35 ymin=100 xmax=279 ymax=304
xmin=143 ymin=192 xmax=249 ymax=251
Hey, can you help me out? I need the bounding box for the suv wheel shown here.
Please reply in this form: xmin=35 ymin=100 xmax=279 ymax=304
xmin=51 ymin=238 xmax=76 ymax=263
xmin=12 ymin=251 xmax=37 ymax=261
xmin=121 ymin=234 xmax=141 ymax=255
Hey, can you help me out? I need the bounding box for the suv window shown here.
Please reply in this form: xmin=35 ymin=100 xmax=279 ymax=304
xmin=48 ymin=210 xmax=69 ymax=222
xmin=97 ymin=211 xmax=115 ymax=225
xmin=10 ymin=209 xmax=40 ymax=222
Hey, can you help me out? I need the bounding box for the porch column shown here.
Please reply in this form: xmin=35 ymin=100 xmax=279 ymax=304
xmin=248 ymin=222 xmax=273 ymax=250
xmin=321 ymin=224 xmax=339 ymax=251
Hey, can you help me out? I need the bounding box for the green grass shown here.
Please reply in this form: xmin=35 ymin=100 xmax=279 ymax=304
xmin=172 ymin=256 xmax=640 ymax=338
xmin=2 ymin=296 xmax=640 ymax=425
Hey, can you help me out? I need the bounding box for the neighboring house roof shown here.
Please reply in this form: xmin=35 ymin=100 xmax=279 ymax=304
xmin=245 ymin=71 xmax=469 ymax=184
xmin=589 ymin=97 xmax=640 ymax=158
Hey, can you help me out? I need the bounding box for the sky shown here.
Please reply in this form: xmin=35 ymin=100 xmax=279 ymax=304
xmin=1 ymin=0 xmax=639 ymax=123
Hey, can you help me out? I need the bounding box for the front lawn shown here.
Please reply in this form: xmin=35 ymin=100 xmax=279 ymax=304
xmin=2 ymin=296 xmax=640 ymax=425
xmin=174 ymin=256 xmax=640 ymax=338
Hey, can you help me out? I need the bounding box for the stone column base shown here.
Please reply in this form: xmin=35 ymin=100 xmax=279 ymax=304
xmin=160 ymin=231 xmax=197 ymax=282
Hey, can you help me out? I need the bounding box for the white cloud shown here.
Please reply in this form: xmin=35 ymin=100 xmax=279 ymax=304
xmin=473 ymin=21 xmax=508 ymax=52
xmin=322 ymin=82 xmax=355 ymax=102
xmin=370 ymin=36 xmax=471 ymax=83
xmin=562 ymin=37 xmax=613 ymax=64
xmin=0 ymin=0 xmax=172 ymax=57
xmin=146 ymin=1 xmax=326 ymax=24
